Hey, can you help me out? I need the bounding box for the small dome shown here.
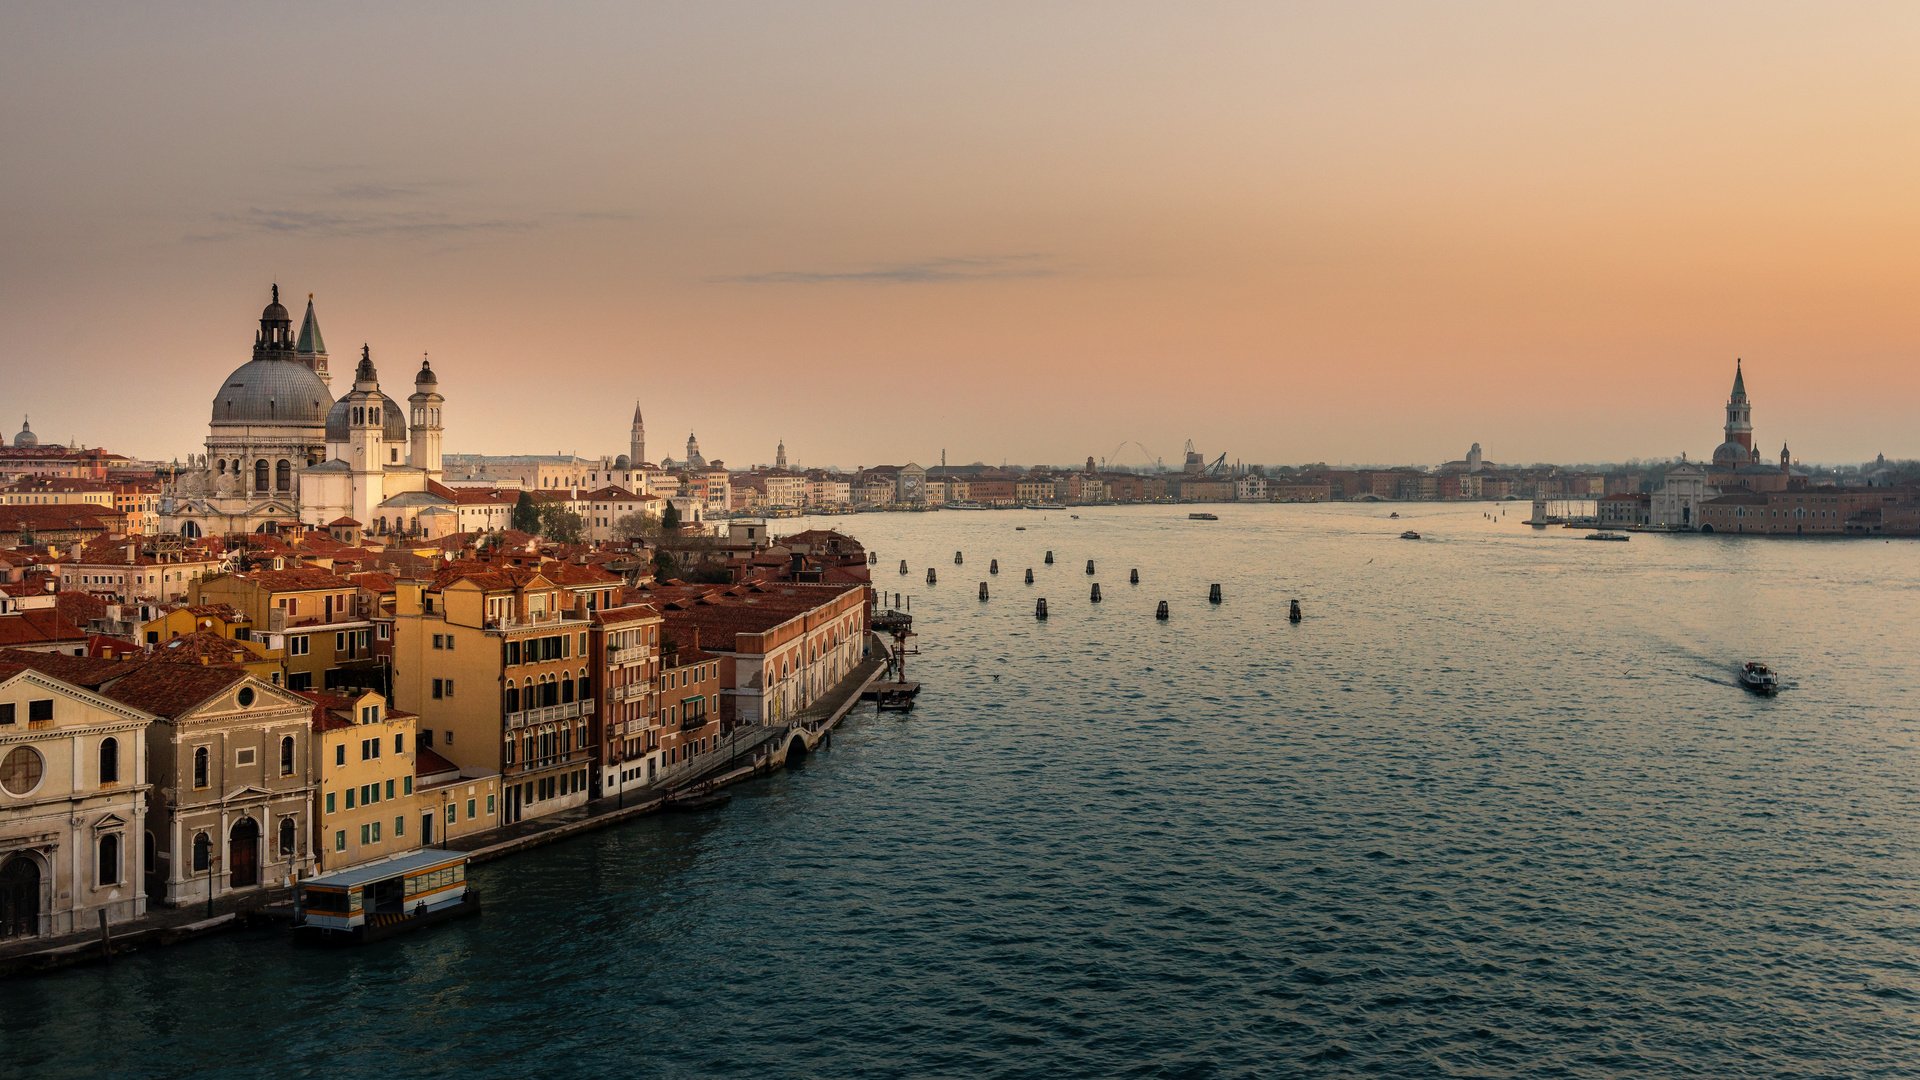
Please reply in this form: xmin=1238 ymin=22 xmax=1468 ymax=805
xmin=325 ymin=393 xmax=408 ymax=442
xmin=13 ymin=418 xmax=38 ymax=447
xmin=261 ymin=284 xmax=290 ymax=324
xmin=211 ymin=358 xmax=333 ymax=428
xmin=415 ymin=359 xmax=437 ymax=387
xmin=615 ymin=454 xmax=631 ymax=470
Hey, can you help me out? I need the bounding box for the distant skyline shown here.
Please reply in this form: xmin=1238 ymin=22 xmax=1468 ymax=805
xmin=4 ymin=3 xmax=1918 ymax=466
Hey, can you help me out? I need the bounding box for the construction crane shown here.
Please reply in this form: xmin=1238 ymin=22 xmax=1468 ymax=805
xmin=1206 ymin=452 xmax=1229 ymax=475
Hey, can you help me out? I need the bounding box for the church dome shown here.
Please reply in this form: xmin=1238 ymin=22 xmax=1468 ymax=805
xmin=1711 ymin=441 xmax=1750 ymax=466
xmin=211 ymin=357 xmax=334 ymax=428
xmin=324 ymin=393 xmax=408 ymax=442
xmin=13 ymin=418 xmax=37 ymax=447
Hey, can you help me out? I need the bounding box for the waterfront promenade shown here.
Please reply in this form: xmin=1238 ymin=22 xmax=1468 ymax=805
xmin=0 ymin=657 xmax=885 ymax=979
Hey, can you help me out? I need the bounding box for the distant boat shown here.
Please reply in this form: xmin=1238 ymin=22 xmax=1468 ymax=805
xmin=1389 ymin=512 xmax=1400 ymax=519
xmin=947 ymin=501 xmax=986 ymax=510
xmin=1189 ymin=512 xmax=1218 ymax=520
xmin=1015 ymin=526 xmax=1026 ymax=530
xmin=1740 ymin=662 xmax=1779 ymax=696
xmin=1070 ymin=514 xmax=1079 ymax=519
xmin=1400 ymin=530 xmax=1421 ymax=539
xmin=1584 ymin=531 xmax=1629 ymax=542
xmin=1036 ymin=502 xmax=1067 ymax=510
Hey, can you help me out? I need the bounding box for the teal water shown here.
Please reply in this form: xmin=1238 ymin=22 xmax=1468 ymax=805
xmin=8 ymin=503 xmax=1920 ymax=1078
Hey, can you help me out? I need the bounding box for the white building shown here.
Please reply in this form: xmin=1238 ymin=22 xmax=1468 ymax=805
xmin=1651 ymin=460 xmax=1715 ymax=529
xmin=0 ymin=661 xmax=152 ymax=940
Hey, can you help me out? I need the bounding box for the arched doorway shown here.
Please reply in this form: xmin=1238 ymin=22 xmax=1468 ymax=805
xmin=229 ymin=819 xmax=260 ymax=889
xmin=0 ymin=855 xmax=40 ymax=939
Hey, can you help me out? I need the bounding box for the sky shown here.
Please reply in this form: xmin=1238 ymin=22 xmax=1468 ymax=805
xmin=3 ymin=2 xmax=1918 ymax=469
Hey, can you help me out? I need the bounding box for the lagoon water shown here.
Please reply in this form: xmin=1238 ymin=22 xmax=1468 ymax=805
xmin=8 ymin=503 xmax=1920 ymax=1078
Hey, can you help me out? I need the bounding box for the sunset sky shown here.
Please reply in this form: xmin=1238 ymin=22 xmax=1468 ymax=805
xmin=4 ymin=3 xmax=1917 ymax=468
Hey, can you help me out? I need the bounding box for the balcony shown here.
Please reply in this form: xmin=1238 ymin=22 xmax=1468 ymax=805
xmin=609 ymin=683 xmax=648 ymax=703
xmin=504 ymin=699 xmax=596 ymax=730
xmin=609 ymin=645 xmax=649 ymax=666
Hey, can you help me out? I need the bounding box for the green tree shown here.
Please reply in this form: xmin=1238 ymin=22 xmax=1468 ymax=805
xmin=511 ymin=490 xmax=539 ymax=533
xmin=652 ymin=546 xmax=677 ymax=580
xmin=612 ymin=512 xmax=659 ymax=542
xmin=538 ymin=506 xmax=585 ymax=544
xmin=660 ymin=502 xmax=681 ymax=531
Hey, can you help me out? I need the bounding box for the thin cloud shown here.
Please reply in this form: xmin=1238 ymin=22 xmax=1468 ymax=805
xmin=717 ymin=254 xmax=1055 ymax=284
xmin=190 ymin=207 xmax=536 ymax=241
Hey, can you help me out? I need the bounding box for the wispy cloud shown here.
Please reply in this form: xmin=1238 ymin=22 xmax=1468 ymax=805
xmin=717 ymin=254 xmax=1056 ymax=285
xmin=188 ymin=206 xmax=537 ymax=242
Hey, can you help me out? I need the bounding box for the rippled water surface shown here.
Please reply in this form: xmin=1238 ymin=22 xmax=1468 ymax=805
xmin=9 ymin=504 xmax=1920 ymax=1079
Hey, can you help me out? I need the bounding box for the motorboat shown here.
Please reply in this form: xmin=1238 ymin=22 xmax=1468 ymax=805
xmin=1400 ymin=530 xmax=1421 ymax=539
xmin=1015 ymin=526 xmax=1026 ymax=530
xmin=1584 ymin=531 xmax=1629 ymax=541
xmin=947 ymin=501 xmax=986 ymax=510
xmin=1740 ymin=662 xmax=1779 ymax=696
xmin=1189 ymin=512 xmax=1218 ymax=520
xmin=1389 ymin=512 xmax=1399 ymax=519
xmin=1036 ymin=502 xmax=1067 ymax=510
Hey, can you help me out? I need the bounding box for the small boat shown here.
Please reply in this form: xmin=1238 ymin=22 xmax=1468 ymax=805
xmin=1189 ymin=512 xmax=1218 ymax=520
xmin=1740 ymin=662 xmax=1779 ymax=696
xmin=1070 ymin=514 xmax=1079 ymax=519
xmin=1585 ymin=531 xmax=1629 ymax=542
xmin=1015 ymin=526 xmax=1026 ymax=531
xmin=1389 ymin=512 xmax=1400 ymax=519
xmin=1400 ymin=530 xmax=1421 ymax=539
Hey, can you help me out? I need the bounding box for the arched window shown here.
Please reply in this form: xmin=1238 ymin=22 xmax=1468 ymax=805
xmin=561 ymin=675 xmax=574 ymax=704
xmin=278 ymin=817 xmax=295 ymax=858
xmin=505 ymin=683 xmax=520 ymax=713
xmin=504 ymin=738 xmax=516 ymax=765
xmin=193 ymin=746 xmax=208 ymax=789
xmin=280 ymin=736 xmax=294 ymax=776
xmin=371 ymin=407 xmax=379 ymax=424
xmin=192 ymin=832 xmax=211 ymax=873
xmin=254 ymin=459 xmax=269 ymax=492
xmin=217 ymin=459 xmax=227 ymax=475
xmin=577 ymin=667 xmax=591 ymax=700
xmin=543 ymin=679 xmax=558 ymax=708
xmin=180 ymin=521 xmax=201 ymax=539
xmin=99 ymin=737 xmax=118 ymax=784
xmin=275 ymin=459 xmax=291 ymax=492
xmin=98 ymin=834 xmax=120 ymax=885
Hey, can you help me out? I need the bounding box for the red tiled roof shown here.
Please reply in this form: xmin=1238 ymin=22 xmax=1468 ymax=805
xmin=0 ymin=608 xmax=88 ymax=647
xmin=415 ymin=745 xmax=458 ymax=776
xmin=232 ymin=568 xmax=359 ymax=593
xmin=327 ymin=517 xmax=363 ymax=527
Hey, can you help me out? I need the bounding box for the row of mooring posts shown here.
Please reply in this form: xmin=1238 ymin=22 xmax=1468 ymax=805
xmin=938 ymin=553 xmax=1300 ymax=622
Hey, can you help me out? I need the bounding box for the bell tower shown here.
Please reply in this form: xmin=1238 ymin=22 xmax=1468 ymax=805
xmin=409 ymin=356 xmax=444 ymax=479
xmin=629 ymin=402 xmax=645 ymax=466
xmin=1725 ymin=359 xmax=1754 ymax=460
xmin=348 ymin=345 xmax=384 ymax=528
xmin=296 ymin=293 xmax=330 ymax=387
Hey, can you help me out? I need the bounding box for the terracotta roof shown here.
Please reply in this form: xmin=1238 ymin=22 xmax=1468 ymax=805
xmin=97 ymin=661 xmax=247 ymax=718
xmin=232 ymin=568 xmax=359 ymax=593
xmin=415 ymin=745 xmax=458 ymax=776
xmin=151 ymin=631 xmax=256 ymax=667
xmin=0 ymin=608 xmax=88 ymax=647
xmin=591 ymin=603 xmax=661 ymax=627
xmin=55 ymin=591 xmax=111 ymax=627
xmin=327 ymin=517 xmax=363 ymax=527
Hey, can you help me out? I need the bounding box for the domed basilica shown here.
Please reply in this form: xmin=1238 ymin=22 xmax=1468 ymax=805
xmin=165 ymin=286 xmax=453 ymax=537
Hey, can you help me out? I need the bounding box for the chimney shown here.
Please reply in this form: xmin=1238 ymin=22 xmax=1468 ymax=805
xmin=69 ymin=541 xmax=83 ymax=561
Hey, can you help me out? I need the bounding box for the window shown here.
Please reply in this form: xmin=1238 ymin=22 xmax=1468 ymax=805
xmin=394 ymin=815 xmax=405 ymax=838
xmin=289 ymin=636 xmax=310 ymax=656
xmin=433 ymin=678 xmax=444 ymax=699
xmin=422 ymin=729 xmax=433 ymax=748
xmin=360 ymin=823 xmax=370 ymax=845
xmin=281 ymin=736 xmax=295 ymax=776
xmin=279 ymin=817 xmax=295 ymax=858
xmin=361 ymin=739 xmax=371 ymax=761
xmin=346 ymin=788 xmax=356 ymax=809
xmin=445 ymin=730 xmax=452 ymax=745
xmin=445 ymin=636 xmax=454 ymax=651
xmin=326 ymin=792 xmax=336 ymax=814
xmin=334 ymin=830 xmax=346 ymax=853
xmin=486 ymin=794 xmax=495 ymax=816
xmin=443 ymin=679 xmax=453 ymax=697
xmin=193 ymin=832 xmax=211 ymax=872
xmin=371 ymin=820 xmax=381 ymax=842
xmin=0 ymin=703 xmax=11 ymax=725
xmin=336 ymin=632 xmax=345 ymax=652
xmin=0 ymin=746 xmax=44 ymax=796
xmin=378 ymin=624 xmax=390 ymax=640
xmin=395 ymin=733 xmax=404 ymax=754
xmin=385 ymin=779 xmax=395 ymax=800
xmin=99 ymin=737 xmax=119 ymax=784
xmin=29 ymin=699 xmax=52 ymax=723
xmin=255 ymin=459 xmax=269 ymax=491
xmin=193 ymin=746 xmax=209 ymax=788
xmin=433 ymin=634 xmax=443 ymax=650
xmin=446 ymin=804 xmax=456 ymax=825
xmin=236 ymin=748 xmax=256 ymax=767
xmin=335 ymin=744 xmax=345 ymax=767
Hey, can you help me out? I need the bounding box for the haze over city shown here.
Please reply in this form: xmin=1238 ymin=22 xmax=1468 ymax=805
xmin=5 ymin=2 xmax=1918 ymax=465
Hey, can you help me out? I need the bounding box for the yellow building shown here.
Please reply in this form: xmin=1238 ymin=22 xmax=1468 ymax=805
xmin=192 ymin=567 xmax=376 ymax=692
xmin=144 ymin=602 xmax=254 ymax=645
xmin=392 ymin=562 xmax=621 ymax=826
xmin=301 ymin=690 xmax=423 ymax=873
xmin=414 ymin=745 xmax=500 ymax=847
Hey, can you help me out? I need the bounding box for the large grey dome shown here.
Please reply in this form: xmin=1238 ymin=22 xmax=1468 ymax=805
xmin=325 ymin=393 xmax=407 ymax=442
xmin=212 ymin=357 xmax=333 ymax=428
